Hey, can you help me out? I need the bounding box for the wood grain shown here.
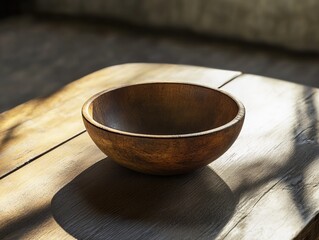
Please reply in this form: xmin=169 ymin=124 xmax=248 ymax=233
xmin=83 ymin=83 xmax=244 ymax=174
xmin=0 ymin=133 xmax=101 ymax=240
xmin=0 ymin=133 xmax=238 ymax=240
xmin=0 ymin=63 xmax=240 ymax=178
xmin=1 ymin=73 xmax=318 ymax=239
xmin=214 ymin=75 xmax=319 ymax=239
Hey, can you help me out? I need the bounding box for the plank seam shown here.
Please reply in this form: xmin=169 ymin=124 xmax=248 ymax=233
xmin=0 ymin=130 xmax=86 ymax=180
xmin=218 ymin=73 xmax=244 ymax=89
xmin=221 ymin=180 xmax=282 ymax=239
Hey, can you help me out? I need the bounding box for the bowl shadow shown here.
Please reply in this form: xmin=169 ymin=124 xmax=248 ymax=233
xmin=51 ymin=158 xmax=238 ymax=240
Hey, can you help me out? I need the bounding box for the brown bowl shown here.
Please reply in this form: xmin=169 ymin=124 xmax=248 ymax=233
xmin=82 ymin=82 xmax=245 ymax=175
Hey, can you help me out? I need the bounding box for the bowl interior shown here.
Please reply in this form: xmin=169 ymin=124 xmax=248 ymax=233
xmin=87 ymin=83 xmax=239 ymax=135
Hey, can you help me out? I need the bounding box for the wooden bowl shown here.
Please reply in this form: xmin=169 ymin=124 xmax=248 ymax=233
xmin=82 ymin=82 xmax=245 ymax=175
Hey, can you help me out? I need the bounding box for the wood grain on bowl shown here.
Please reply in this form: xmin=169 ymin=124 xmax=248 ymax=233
xmin=82 ymin=83 xmax=245 ymax=175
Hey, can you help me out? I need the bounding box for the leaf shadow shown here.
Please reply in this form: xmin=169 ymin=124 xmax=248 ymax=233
xmin=234 ymin=86 xmax=319 ymax=223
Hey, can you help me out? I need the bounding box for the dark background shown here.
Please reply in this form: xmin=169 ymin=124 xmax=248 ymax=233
xmin=1 ymin=0 xmax=319 ymax=113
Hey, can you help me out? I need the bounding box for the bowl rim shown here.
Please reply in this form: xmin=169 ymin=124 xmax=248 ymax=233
xmin=82 ymin=82 xmax=245 ymax=138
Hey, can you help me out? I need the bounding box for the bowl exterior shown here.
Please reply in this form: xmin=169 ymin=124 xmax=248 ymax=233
xmin=82 ymin=116 xmax=244 ymax=175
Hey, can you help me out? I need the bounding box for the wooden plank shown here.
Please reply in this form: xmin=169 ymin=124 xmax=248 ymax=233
xmin=0 ymin=133 xmax=237 ymax=240
xmin=214 ymin=75 xmax=319 ymax=239
xmin=0 ymin=63 xmax=240 ymax=178
xmin=0 ymin=133 xmax=101 ymax=240
xmin=1 ymin=74 xmax=318 ymax=239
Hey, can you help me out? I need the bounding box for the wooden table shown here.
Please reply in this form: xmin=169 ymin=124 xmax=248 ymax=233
xmin=1 ymin=63 xmax=318 ymax=240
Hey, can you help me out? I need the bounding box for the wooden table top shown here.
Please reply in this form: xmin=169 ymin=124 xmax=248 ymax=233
xmin=0 ymin=63 xmax=318 ymax=240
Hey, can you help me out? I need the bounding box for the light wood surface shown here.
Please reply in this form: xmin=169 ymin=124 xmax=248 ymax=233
xmin=0 ymin=64 xmax=318 ymax=239
xmin=213 ymin=75 xmax=319 ymax=239
xmin=0 ymin=63 xmax=240 ymax=179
